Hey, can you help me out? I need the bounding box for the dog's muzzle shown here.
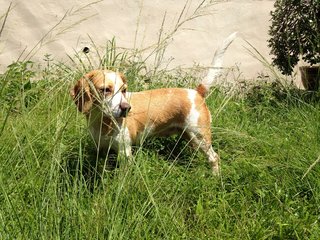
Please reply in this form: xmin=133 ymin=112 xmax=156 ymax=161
xmin=119 ymin=102 xmax=131 ymax=117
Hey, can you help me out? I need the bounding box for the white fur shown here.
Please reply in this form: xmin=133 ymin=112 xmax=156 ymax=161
xmin=103 ymin=71 xmax=128 ymax=118
xmin=114 ymin=124 xmax=132 ymax=157
xmin=89 ymin=117 xmax=132 ymax=157
xmin=201 ymin=32 xmax=237 ymax=91
xmin=185 ymin=90 xmax=200 ymax=129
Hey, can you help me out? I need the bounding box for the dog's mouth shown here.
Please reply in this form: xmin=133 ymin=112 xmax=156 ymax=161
xmin=99 ymin=99 xmax=131 ymax=118
xmin=106 ymin=102 xmax=131 ymax=118
xmin=119 ymin=102 xmax=131 ymax=118
xmin=119 ymin=110 xmax=130 ymax=118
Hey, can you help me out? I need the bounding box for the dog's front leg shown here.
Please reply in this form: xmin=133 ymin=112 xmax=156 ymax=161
xmin=118 ymin=144 xmax=132 ymax=158
xmin=113 ymin=126 xmax=132 ymax=159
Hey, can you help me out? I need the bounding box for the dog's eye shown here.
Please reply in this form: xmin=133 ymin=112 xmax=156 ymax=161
xmin=100 ymin=88 xmax=111 ymax=94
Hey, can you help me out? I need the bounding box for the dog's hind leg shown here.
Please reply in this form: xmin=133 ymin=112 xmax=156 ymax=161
xmin=186 ymin=130 xmax=220 ymax=175
xmin=204 ymin=145 xmax=220 ymax=175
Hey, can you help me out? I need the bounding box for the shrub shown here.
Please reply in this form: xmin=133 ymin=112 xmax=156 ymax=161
xmin=268 ymin=0 xmax=320 ymax=75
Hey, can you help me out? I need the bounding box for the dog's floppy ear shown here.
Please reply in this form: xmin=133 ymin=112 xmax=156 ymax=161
xmin=70 ymin=76 xmax=93 ymax=114
xmin=119 ymin=72 xmax=127 ymax=84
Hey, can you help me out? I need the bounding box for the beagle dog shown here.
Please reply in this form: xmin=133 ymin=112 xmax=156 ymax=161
xmin=71 ymin=33 xmax=236 ymax=175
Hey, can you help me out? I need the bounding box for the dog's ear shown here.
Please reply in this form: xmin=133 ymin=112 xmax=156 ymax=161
xmin=70 ymin=77 xmax=93 ymax=113
xmin=119 ymin=72 xmax=127 ymax=84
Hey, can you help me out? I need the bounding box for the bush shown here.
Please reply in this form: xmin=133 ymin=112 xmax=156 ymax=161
xmin=268 ymin=0 xmax=320 ymax=75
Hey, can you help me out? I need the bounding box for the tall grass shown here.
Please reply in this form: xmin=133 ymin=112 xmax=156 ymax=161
xmin=1 ymin=50 xmax=320 ymax=239
xmin=1 ymin=1 xmax=320 ymax=239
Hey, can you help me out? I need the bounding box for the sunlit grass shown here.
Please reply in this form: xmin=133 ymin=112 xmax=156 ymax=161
xmin=1 ymin=59 xmax=320 ymax=239
xmin=1 ymin=0 xmax=320 ymax=238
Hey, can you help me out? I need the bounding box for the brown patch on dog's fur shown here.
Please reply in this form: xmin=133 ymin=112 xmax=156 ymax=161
xmin=195 ymin=93 xmax=212 ymax=144
xmin=70 ymin=70 xmax=106 ymax=113
xmin=196 ymin=84 xmax=207 ymax=97
xmin=124 ymin=88 xmax=191 ymax=143
xmin=71 ymin=77 xmax=93 ymax=113
xmin=118 ymin=72 xmax=127 ymax=84
xmin=87 ymin=70 xmax=105 ymax=85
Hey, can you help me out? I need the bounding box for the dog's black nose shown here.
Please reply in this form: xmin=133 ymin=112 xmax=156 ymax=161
xmin=120 ymin=102 xmax=131 ymax=117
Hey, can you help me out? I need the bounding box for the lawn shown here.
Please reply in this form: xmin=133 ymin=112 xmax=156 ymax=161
xmin=0 ymin=58 xmax=320 ymax=239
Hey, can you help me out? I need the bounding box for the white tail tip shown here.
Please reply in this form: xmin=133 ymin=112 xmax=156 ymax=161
xmin=201 ymin=32 xmax=237 ymax=92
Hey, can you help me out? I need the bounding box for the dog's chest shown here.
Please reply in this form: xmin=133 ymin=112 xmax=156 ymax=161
xmin=89 ymin=123 xmax=131 ymax=151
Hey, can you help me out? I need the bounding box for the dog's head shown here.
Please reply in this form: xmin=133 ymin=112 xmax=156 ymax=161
xmin=70 ymin=70 xmax=131 ymax=118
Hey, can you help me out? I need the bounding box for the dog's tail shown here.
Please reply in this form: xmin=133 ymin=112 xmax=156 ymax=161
xmin=196 ymin=32 xmax=237 ymax=97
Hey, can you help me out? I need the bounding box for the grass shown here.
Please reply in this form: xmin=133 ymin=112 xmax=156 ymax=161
xmin=1 ymin=1 xmax=320 ymax=238
xmin=0 ymin=57 xmax=320 ymax=239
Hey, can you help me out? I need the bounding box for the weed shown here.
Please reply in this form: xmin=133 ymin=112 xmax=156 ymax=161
xmin=0 ymin=61 xmax=40 ymax=112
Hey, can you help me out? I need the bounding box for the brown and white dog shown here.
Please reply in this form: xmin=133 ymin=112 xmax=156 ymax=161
xmin=71 ymin=33 xmax=236 ymax=175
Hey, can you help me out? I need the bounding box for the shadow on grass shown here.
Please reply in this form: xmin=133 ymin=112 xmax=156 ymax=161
xmin=63 ymin=138 xmax=120 ymax=191
xmin=64 ymin=134 xmax=200 ymax=189
xmin=140 ymin=135 xmax=200 ymax=167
